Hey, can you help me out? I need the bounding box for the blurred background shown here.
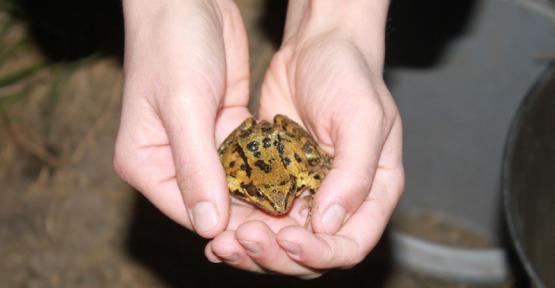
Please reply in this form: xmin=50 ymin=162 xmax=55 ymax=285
xmin=0 ymin=0 xmax=553 ymax=287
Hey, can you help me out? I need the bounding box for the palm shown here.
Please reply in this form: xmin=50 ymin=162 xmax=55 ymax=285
xmin=224 ymin=43 xmax=360 ymax=227
xmin=260 ymin=39 xmax=385 ymax=149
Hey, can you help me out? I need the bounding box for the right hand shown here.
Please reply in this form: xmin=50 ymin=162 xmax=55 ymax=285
xmin=113 ymin=0 xmax=251 ymax=238
xmin=205 ymin=0 xmax=403 ymax=278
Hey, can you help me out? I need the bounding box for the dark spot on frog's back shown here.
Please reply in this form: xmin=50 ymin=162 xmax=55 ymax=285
xmin=253 ymin=151 xmax=261 ymax=158
xmin=234 ymin=145 xmax=252 ymax=177
xmin=261 ymin=126 xmax=273 ymax=133
xmin=274 ymin=139 xmax=285 ymax=155
xmin=282 ymin=157 xmax=291 ymax=166
xmin=255 ymin=160 xmax=272 ymax=173
xmin=262 ymin=137 xmax=272 ymax=148
xmin=239 ymin=129 xmax=252 ymax=139
xmin=229 ymin=161 xmax=236 ymax=168
xmin=294 ymin=153 xmax=303 ymax=163
xmin=247 ymin=141 xmax=259 ymax=152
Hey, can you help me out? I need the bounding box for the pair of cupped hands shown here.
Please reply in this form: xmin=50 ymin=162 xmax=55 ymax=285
xmin=114 ymin=0 xmax=403 ymax=278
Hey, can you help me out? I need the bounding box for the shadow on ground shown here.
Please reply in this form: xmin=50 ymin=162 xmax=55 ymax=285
xmin=125 ymin=195 xmax=395 ymax=288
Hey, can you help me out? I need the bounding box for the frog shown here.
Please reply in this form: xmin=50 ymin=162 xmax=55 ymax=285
xmin=218 ymin=114 xmax=332 ymax=220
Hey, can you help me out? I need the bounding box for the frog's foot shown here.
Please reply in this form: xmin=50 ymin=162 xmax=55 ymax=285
xmin=300 ymin=193 xmax=314 ymax=229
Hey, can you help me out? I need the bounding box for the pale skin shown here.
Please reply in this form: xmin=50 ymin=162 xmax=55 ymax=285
xmin=114 ymin=0 xmax=404 ymax=279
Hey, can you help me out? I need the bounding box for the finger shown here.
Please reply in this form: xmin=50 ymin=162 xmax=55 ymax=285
xmin=214 ymin=107 xmax=251 ymax=146
xmin=258 ymin=52 xmax=301 ymax=122
xmin=339 ymin=115 xmax=404 ymax=249
xmin=114 ymin=139 xmax=192 ymax=229
xmin=235 ymin=221 xmax=322 ymax=278
xmin=311 ymin=99 xmax=388 ymax=234
xmin=287 ymin=117 xmax=403 ymax=269
xmin=159 ymin=95 xmax=228 ymax=238
xmin=277 ymin=163 xmax=403 ymax=270
xmin=114 ymin=98 xmax=193 ymax=229
xmin=214 ymin=0 xmax=251 ymax=145
xmin=208 ymin=230 xmax=264 ymax=272
xmin=277 ymin=226 xmax=362 ymax=270
xmin=204 ymin=241 xmax=221 ymax=263
xmin=220 ymin=0 xmax=250 ymax=108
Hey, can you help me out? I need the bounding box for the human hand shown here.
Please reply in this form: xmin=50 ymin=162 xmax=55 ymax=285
xmin=113 ymin=0 xmax=251 ymax=238
xmin=206 ymin=0 xmax=404 ymax=278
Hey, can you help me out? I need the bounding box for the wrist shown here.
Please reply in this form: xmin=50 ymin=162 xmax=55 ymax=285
xmin=283 ymin=0 xmax=390 ymax=64
xmin=122 ymin=0 xmax=222 ymax=28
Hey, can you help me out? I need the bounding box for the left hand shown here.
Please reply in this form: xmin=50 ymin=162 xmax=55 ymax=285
xmin=205 ymin=0 xmax=404 ymax=278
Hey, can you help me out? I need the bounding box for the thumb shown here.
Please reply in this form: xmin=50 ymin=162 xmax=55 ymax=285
xmin=160 ymin=93 xmax=229 ymax=238
xmin=312 ymin=103 xmax=387 ymax=234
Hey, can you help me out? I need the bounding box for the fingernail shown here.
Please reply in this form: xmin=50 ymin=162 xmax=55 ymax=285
xmin=321 ymin=204 xmax=346 ymax=234
xmin=191 ymin=201 xmax=219 ymax=233
xmin=279 ymin=240 xmax=301 ymax=260
xmin=239 ymin=240 xmax=261 ymax=256
xmin=220 ymin=253 xmax=240 ymax=263
xmin=207 ymin=256 xmax=222 ymax=263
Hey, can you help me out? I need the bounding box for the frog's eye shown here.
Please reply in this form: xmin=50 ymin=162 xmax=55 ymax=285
xmin=302 ymin=142 xmax=314 ymax=154
xmin=255 ymin=190 xmax=265 ymax=200
xmin=244 ymin=183 xmax=265 ymax=200
xmin=308 ymin=157 xmax=321 ymax=166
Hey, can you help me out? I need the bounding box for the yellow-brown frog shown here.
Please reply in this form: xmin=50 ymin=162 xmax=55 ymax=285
xmin=218 ymin=115 xmax=332 ymax=217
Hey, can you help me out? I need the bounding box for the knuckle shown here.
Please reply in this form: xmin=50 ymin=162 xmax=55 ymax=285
xmin=341 ymin=249 xmax=365 ymax=269
xmin=340 ymin=258 xmax=360 ymax=269
xmin=384 ymin=105 xmax=401 ymax=131
xmin=369 ymin=101 xmax=386 ymax=120
xmin=367 ymin=84 xmax=400 ymax=132
xmin=328 ymin=169 xmax=373 ymax=210
xmin=397 ymin=168 xmax=406 ymax=198
xmin=350 ymin=170 xmax=374 ymax=194
xmin=358 ymin=100 xmax=390 ymax=135
xmin=112 ymin=143 xmax=132 ymax=183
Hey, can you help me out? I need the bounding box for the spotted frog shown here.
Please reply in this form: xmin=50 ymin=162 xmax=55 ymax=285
xmin=218 ymin=115 xmax=332 ymax=217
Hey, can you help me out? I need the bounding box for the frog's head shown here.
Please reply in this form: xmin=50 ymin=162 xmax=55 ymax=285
xmin=239 ymin=180 xmax=297 ymax=215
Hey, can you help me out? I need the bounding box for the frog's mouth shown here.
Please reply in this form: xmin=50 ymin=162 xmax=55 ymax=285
xmin=241 ymin=183 xmax=287 ymax=215
xmin=256 ymin=191 xmax=290 ymax=216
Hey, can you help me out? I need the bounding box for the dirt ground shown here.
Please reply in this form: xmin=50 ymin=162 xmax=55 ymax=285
xmin=0 ymin=1 xmax=517 ymax=287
